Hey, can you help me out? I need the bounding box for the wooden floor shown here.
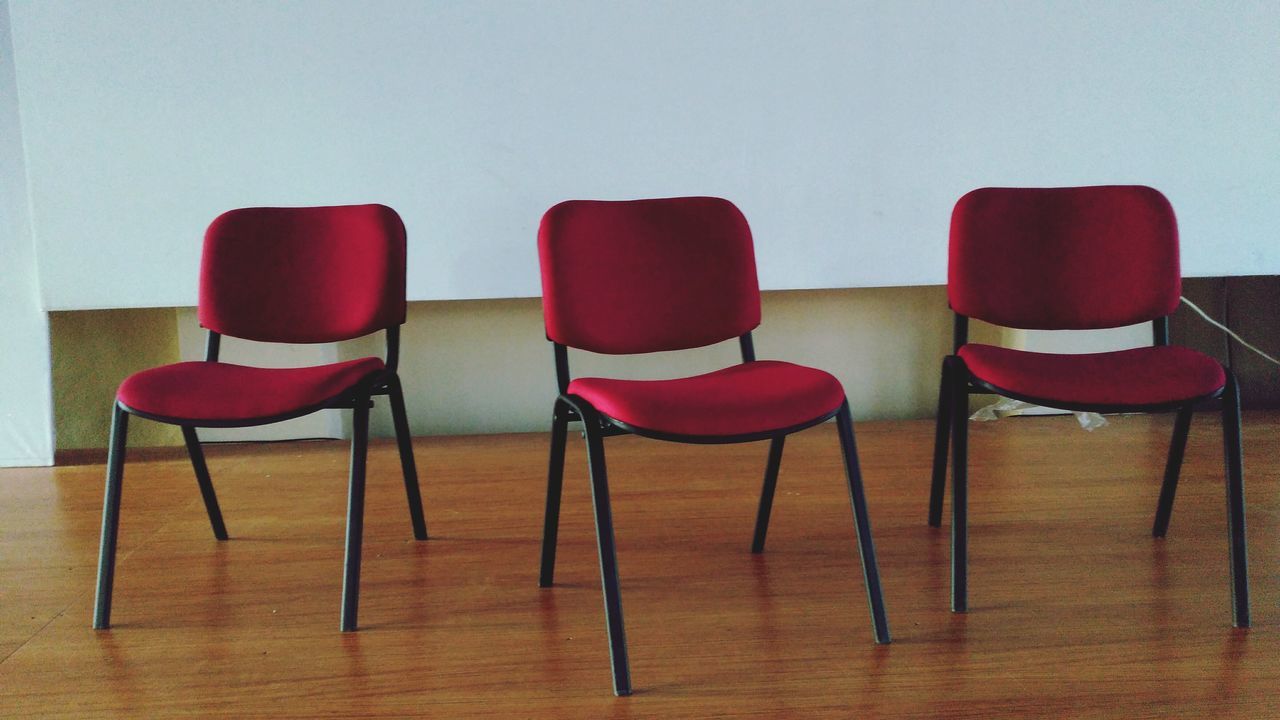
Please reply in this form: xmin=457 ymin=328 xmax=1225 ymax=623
xmin=1 ymin=412 xmax=1278 ymax=718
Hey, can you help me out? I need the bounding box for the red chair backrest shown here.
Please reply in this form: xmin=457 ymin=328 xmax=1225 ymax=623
xmin=948 ymin=186 xmax=1181 ymax=330
xmin=538 ymin=197 xmax=762 ymax=355
xmin=198 ymin=204 xmax=407 ymax=343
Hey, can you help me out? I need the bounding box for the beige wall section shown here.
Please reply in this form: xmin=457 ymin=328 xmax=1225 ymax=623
xmin=50 ymin=286 xmax=1006 ymax=449
xmin=341 ymin=285 xmax=996 ymax=439
xmin=46 ymin=282 xmax=1279 ymax=452
xmin=49 ymin=309 xmax=182 ymax=449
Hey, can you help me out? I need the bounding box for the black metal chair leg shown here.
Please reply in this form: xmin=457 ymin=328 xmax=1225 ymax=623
xmin=578 ymin=402 xmax=631 ymax=696
xmin=949 ymin=357 xmax=969 ymax=613
xmin=1152 ymin=405 xmax=1193 ymax=537
xmin=750 ymin=435 xmax=786 ymax=554
xmin=181 ymin=426 xmax=228 ymax=541
xmin=1221 ymin=371 xmax=1249 ymax=628
xmin=835 ymin=400 xmax=891 ymax=644
xmin=94 ymin=405 xmax=130 ymax=630
xmin=340 ymin=398 xmax=371 ymax=632
xmin=387 ymin=374 xmax=428 ymax=541
xmin=539 ymin=401 xmax=570 ymax=587
xmin=929 ymin=357 xmax=953 ymax=527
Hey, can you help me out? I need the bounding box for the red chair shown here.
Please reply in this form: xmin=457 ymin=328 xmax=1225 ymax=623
xmin=929 ymin=186 xmax=1248 ymax=626
xmin=93 ymin=204 xmax=428 ymax=632
xmin=536 ymin=196 xmax=890 ymax=696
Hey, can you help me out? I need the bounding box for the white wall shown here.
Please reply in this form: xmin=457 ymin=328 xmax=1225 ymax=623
xmin=10 ymin=1 xmax=1280 ymax=310
xmin=0 ymin=0 xmax=53 ymax=465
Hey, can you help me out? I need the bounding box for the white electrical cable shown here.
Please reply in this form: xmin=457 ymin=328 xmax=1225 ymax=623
xmin=1180 ymin=296 xmax=1280 ymax=367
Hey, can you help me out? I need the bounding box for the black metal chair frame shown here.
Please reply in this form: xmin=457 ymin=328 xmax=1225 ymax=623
xmin=929 ymin=314 xmax=1248 ymax=626
xmin=94 ymin=325 xmax=428 ymax=632
xmin=539 ymin=332 xmax=891 ymax=696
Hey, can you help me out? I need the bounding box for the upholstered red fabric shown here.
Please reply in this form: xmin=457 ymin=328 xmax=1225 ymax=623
xmin=199 ymin=205 xmax=407 ymax=343
xmin=539 ymin=197 xmax=762 ymax=354
xmin=949 ymin=186 xmax=1181 ymax=330
xmin=567 ymin=361 xmax=845 ymax=437
xmin=116 ymin=357 xmax=385 ymax=423
xmin=958 ymin=344 xmax=1224 ymax=407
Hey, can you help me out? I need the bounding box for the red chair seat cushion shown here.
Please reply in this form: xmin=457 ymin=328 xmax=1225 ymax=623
xmin=117 ymin=358 xmax=385 ymax=423
xmin=958 ymin=344 xmax=1225 ymax=408
xmin=567 ymin=360 xmax=845 ymax=438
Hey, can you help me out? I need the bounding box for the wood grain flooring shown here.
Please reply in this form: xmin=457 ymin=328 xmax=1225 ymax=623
xmin=1 ymin=411 xmax=1277 ymax=718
